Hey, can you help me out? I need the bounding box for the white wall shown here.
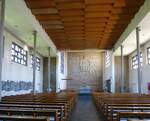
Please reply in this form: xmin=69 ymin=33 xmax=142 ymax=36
xmin=129 ymin=40 xmax=150 ymax=94
xmin=56 ymin=52 xmax=67 ymax=92
xmin=2 ymin=30 xmax=43 ymax=96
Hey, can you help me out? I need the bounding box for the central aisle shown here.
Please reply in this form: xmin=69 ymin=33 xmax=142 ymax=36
xmin=70 ymin=95 xmax=102 ymax=121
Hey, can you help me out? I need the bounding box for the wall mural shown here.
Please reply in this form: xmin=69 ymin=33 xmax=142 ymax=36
xmin=67 ymin=52 xmax=102 ymax=91
xmin=2 ymin=80 xmax=32 ymax=91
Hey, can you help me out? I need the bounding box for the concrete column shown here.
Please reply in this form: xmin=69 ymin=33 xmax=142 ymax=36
xmin=0 ymin=0 xmax=5 ymax=101
xmin=136 ymin=27 xmax=142 ymax=94
xmin=33 ymin=31 xmax=37 ymax=94
xmin=102 ymin=52 xmax=106 ymax=91
xmin=48 ymin=47 xmax=51 ymax=92
xmin=120 ymin=45 xmax=124 ymax=93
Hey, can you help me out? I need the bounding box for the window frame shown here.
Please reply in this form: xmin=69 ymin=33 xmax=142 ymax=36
xmin=105 ymin=51 xmax=111 ymax=68
xmin=30 ymin=55 xmax=40 ymax=71
xmin=11 ymin=42 xmax=28 ymax=66
xmin=147 ymin=47 xmax=150 ymax=65
xmin=131 ymin=53 xmax=143 ymax=69
xmin=60 ymin=53 xmax=64 ymax=74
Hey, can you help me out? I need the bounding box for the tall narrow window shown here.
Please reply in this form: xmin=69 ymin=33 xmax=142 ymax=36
xmin=2 ymin=36 xmax=5 ymax=58
xmin=30 ymin=55 xmax=40 ymax=71
xmin=147 ymin=47 xmax=150 ymax=64
xmin=105 ymin=51 xmax=111 ymax=68
xmin=11 ymin=42 xmax=27 ymax=66
xmin=60 ymin=53 xmax=64 ymax=74
xmin=36 ymin=57 xmax=40 ymax=71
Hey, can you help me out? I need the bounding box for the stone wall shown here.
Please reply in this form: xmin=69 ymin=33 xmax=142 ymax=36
xmin=67 ymin=52 xmax=103 ymax=91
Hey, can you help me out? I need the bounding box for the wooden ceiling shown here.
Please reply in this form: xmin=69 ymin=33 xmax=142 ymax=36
xmin=25 ymin=0 xmax=145 ymax=50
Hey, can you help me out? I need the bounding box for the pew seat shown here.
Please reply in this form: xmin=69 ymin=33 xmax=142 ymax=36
xmin=0 ymin=115 xmax=49 ymax=121
xmin=92 ymin=92 xmax=150 ymax=121
xmin=0 ymin=91 xmax=77 ymax=121
xmin=117 ymin=112 xmax=150 ymax=121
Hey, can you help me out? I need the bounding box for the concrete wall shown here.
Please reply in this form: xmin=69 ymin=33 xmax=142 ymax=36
xmin=43 ymin=57 xmax=56 ymax=92
xmin=129 ymin=40 xmax=150 ymax=93
xmin=114 ymin=56 xmax=129 ymax=92
xmin=67 ymin=52 xmax=103 ymax=91
xmin=2 ymin=30 xmax=43 ymax=96
xmin=103 ymin=51 xmax=115 ymax=93
xmin=43 ymin=57 xmax=48 ymax=92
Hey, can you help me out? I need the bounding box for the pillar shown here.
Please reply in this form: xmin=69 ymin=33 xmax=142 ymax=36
xmin=136 ymin=27 xmax=142 ymax=94
xmin=48 ymin=47 xmax=51 ymax=92
xmin=33 ymin=31 xmax=37 ymax=94
xmin=120 ymin=45 xmax=124 ymax=93
xmin=0 ymin=0 xmax=5 ymax=101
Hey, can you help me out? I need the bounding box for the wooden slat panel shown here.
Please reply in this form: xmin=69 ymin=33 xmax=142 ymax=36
xmin=31 ymin=8 xmax=58 ymax=14
xmin=85 ymin=0 xmax=115 ymax=4
xmin=65 ymin=26 xmax=84 ymax=31
xmin=43 ymin=24 xmax=64 ymax=29
xmin=62 ymin=16 xmax=84 ymax=22
xmin=36 ymin=14 xmax=61 ymax=21
xmin=40 ymin=20 xmax=62 ymax=25
xmin=64 ymin=21 xmax=84 ymax=25
xmin=114 ymin=0 xmax=144 ymax=7
xmin=25 ymin=0 xmax=145 ymax=50
xmin=59 ymin=10 xmax=84 ymax=16
xmin=25 ymin=0 xmax=54 ymax=9
xmin=85 ymin=18 xmax=108 ymax=23
xmin=57 ymin=2 xmax=84 ymax=10
xmin=111 ymin=7 xmax=138 ymax=14
xmin=85 ymin=5 xmax=112 ymax=12
xmin=85 ymin=12 xmax=110 ymax=18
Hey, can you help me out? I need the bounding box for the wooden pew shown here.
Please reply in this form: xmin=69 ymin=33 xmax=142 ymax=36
xmin=0 ymin=91 xmax=77 ymax=121
xmin=92 ymin=92 xmax=150 ymax=121
xmin=0 ymin=103 xmax=62 ymax=121
xmin=0 ymin=108 xmax=58 ymax=121
xmin=0 ymin=115 xmax=50 ymax=121
xmin=117 ymin=112 xmax=150 ymax=121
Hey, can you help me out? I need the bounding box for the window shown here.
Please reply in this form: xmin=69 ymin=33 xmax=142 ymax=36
xmin=2 ymin=36 xmax=5 ymax=58
xmin=36 ymin=57 xmax=40 ymax=71
xmin=30 ymin=55 xmax=40 ymax=71
xmin=147 ymin=47 xmax=150 ymax=64
xmin=105 ymin=51 xmax=111 ymax=68
xmin=11 ymin=42 xmax=27 ymax=66
xmin=60 ymin=53 xmax=64 ymax=74
xmin=132 ymin=53 xmax=143 ymax=69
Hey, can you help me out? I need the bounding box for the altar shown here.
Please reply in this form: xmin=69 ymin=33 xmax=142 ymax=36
xmin=79 ymin=86 xmax=92 ymax=94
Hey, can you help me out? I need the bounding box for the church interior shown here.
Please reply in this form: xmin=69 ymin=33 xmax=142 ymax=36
xmin=0 ymin=0 xmax=150 ymax=121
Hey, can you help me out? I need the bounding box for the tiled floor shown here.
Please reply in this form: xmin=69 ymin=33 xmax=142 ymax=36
xmin=70 ymin=94 xmax=102 ymax=121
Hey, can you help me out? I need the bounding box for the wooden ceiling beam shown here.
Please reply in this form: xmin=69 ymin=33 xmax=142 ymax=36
xmin=85 ymin=12 xmax=110 ymax=18
xmin=25 ymin=0 xmax=54 ymax=9
xmin=85 ymin=17 xmax=108 ymax=23
xmin=59 ymin=10 xmax=84 ymax=16
xmin=56 ymin=2 xmax=84 ymax=10
xmin=31 ymin=8 xmax=58 ymax=15
xmin=36 ymin=14 xmax=61 ymax=21
xmin=62 ymin=16 xmax=84 ymax=22
xmin=85 ymin=0 xmax=115 ymax=5
xmin=85 ymin=4 xmax=113 ymax=12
